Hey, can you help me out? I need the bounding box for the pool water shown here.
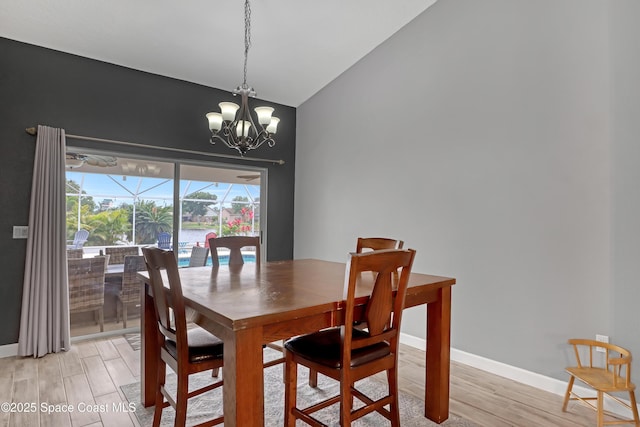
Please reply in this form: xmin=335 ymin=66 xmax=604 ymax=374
xmin=177 ymin=254 xmax=256 ymax=268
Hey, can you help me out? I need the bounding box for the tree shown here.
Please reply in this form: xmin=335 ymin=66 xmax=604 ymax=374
xmin=85 ymin=210 xmax=131 ymax=246
xmin=183 ymin=191 xmax=217 ymax=219
xmin=66 ymin=180 xmax=97 ymax=238
xmin=135 ymin=202 xmax=173 ymax=244
xmin=66 ymin=179 xmax=96 ymax=212
xmin=231 ymin=196 xmax=249 ymax=214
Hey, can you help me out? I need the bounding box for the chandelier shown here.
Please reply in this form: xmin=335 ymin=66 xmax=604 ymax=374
xmin=206 ymin=0 xmax=279 ymax=156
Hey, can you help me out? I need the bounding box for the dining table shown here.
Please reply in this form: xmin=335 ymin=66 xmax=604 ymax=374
xmin=105 ymin=263 xmax=124 ymax=278
xmin=137 ymin=258 xmax=455 ymax=426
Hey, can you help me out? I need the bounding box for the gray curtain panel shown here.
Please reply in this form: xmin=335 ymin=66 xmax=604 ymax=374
xmin=18 ymin=125 xmax=71 ymax=357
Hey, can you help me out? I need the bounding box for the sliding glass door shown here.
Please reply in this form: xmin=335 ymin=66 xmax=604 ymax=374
xmin=65 ymin=149 xmax=265 ymax=337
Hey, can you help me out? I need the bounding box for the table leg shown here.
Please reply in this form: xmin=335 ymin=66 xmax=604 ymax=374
xmin=425 ymin=286 xmax=451 ymax=423
xmin=141 ymin=284 xmax=158 ymax=407
xmin=223 ymin=327 xmax=265 ymax=426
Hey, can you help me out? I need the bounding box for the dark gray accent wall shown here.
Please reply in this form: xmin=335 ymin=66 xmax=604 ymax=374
xmin=0 ymin=37 xmax=296 ymax=346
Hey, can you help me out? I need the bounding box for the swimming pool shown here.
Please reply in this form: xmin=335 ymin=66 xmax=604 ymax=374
xmin=177 ymin=253 xmax=256 ymax=268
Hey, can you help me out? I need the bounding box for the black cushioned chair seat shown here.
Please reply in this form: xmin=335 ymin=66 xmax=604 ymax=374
xmin=284 ymin=328 xmax=390 ymax=369
xmin=166 ymin=327 xmax=224 ymax=363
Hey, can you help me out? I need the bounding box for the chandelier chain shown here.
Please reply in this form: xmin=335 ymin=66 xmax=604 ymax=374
xmin=243 ymin=0 xmax=252 ymax=87
xmin=206 ymin=0 xmax=279 ymax=156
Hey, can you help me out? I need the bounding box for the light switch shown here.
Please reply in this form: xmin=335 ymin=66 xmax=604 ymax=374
xmin=13 ymin=226 xmax=29 ymax=239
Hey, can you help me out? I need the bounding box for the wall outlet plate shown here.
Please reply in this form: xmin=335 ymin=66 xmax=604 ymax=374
xmin=596 ymin=334 xmax=609 ymax=353
xmin=12 ymin=225 xmax=29 ymax=239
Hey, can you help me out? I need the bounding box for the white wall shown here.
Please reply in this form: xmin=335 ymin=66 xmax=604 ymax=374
xmin=294 ymin=0 xmax=613 ymax=380
xmin=610 ymin=0 xmax=640 ymax=380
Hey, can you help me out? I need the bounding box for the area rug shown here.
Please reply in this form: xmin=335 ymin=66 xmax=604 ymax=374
xmin=124 ymin=333 xmax=141 ymax=351
xmin=121 ymin=350 xmax=476 ymax=426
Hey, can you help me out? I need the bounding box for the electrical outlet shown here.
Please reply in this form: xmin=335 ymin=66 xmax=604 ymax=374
xmin=596 ymin=334 xmax=609 ymax=353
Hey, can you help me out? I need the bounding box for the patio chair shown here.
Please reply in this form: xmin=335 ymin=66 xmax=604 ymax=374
xmin=66 ymin=248 xmax=83 ymax=259
xmin=203 ymin=232 xmax=218 ymax=248
xmin=116 ymin=255 xmax=146 ymax=328
xmin=105 ymin=246 xmax=139 ymax=265
xmin=67 ymin=229 xmax=89 ymax=249
xmin=68 ymin=256 xmax=108 ymax=332
xmin=188 ymin=246 xmax=210 ymax=267
xmin=157 ymin=232 xmax=171 ymax=250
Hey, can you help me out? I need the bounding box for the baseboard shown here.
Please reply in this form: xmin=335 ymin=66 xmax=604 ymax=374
xmin=399 ymin=333 xmax=639 ymax=418
xmin=0 ymin=327 xmax=139 ymax=359
xmin=0 ymin=343 xmax=18 ymax=359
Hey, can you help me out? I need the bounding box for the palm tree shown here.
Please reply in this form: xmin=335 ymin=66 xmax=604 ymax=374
xmin=135 ymin=203 xmax=173 ymax=244
xmin=85 ymin=210 xmax=131 ymax=246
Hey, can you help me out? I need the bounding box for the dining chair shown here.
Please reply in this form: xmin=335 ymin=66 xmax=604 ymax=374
xmin=207 ymin=235 xmax=260 ymax=267
xmin=68 ymin=256 xmax=108 ymax=332
xmin=105 ymin=246 xmax=140 ymax=265
xmin=562 ymin=338 xmax=639 ymax=427
xmin=307 ymin=236 xmax=406 ymax=387
xmin=188 ymin=245 xmax=210 ymax=267
xmin=356 ymin=237 xmax=404 ymax=253
xmin=142 ymin=247 xmax=224 ymax=427
xmin=356 ymin=237 xmax=404 ymax=304
xmin=206 ymin=235 xmax=284 ymax=369
xmin=284 ymin=248 xmax=416 ymax=426
xmin=116 ymin=255 xmax=146 ymax=328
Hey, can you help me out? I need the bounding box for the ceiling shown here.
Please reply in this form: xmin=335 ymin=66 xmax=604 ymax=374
xmin=0 ymin=0 xmax=437 ymax=107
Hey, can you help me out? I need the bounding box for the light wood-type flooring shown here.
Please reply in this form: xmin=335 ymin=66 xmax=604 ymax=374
xmin=0 ymin=334 xmax=599 ymax=427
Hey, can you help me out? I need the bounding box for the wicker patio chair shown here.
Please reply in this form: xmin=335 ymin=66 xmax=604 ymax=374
xmin=105 ymin=246 xmax=140 ymax=265
xmin=66 ymin=248 xmax=84 ymax=259
xmin=68 ymin=256 xmax=108 ymax=332
xmin=116 ymin=255 xmax=146 ymax=328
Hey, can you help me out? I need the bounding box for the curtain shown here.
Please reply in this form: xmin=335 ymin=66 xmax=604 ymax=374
xmin=18 ymin=125 xmax=70 ymax=357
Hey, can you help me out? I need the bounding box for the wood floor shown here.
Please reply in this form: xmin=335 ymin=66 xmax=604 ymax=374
xmin=0 ymin=334 xmax=598 ymax=427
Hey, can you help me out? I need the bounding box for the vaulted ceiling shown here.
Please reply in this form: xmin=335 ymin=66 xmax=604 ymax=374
xmin=0 ymin=0 xmax=438 ymax=107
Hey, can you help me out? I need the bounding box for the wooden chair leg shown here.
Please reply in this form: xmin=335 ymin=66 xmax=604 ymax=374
xmin=98 ymin=308 xmax=104 ymax=332
xmin=153 ymin=362 xmax=166 ymax=427
xmin=175 ymin=373 xmax=188 ymax=427
xmin=308 ymin=368 xmax=318 ymax=387
xmin=339 ymin=376 xmax=352 ymax=426
xmin=122 ymin=303 xmax=128 ymax=328
xmin=284 ymin=353 xmax=298 ymax=427
xmin=629 ymin=390 xmax=640 ymax=425
xmin=562 ymin=376 xmax=574 ymax=412
xmin=597 ymin=390 xmax=604 ymax=427
xmin=388 ymin=367 xmax=401 ymax=427
xmin=212 ymin=367 xmax=220 ymax=377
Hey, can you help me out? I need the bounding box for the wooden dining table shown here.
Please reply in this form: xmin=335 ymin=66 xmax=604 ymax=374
xmin=137 ymin=259 xmax=455 ymax=426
